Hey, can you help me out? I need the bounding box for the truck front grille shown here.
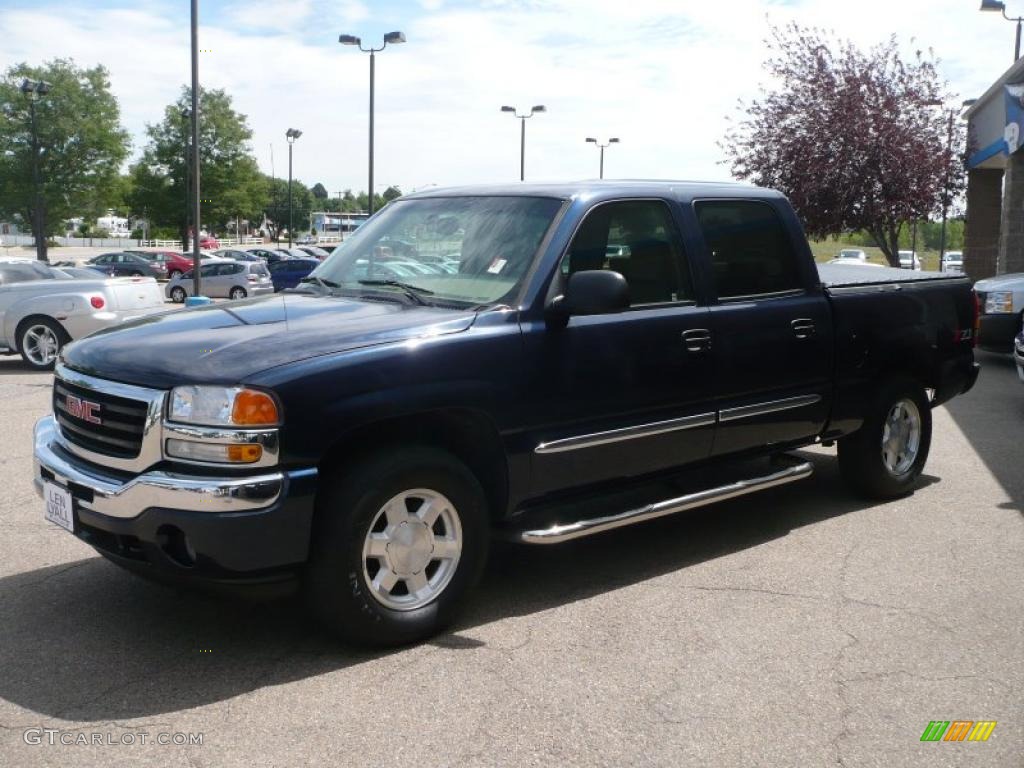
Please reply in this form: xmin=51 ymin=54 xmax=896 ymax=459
xmin=54 ymin=379 xmax=149 ymax=459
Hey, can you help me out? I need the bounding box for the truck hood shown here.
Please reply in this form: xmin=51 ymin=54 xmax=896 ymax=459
xmin=61 ymin=293 xmax=477 ymax=389
xmin=974 ymin=273 xmax=1024 ymax=291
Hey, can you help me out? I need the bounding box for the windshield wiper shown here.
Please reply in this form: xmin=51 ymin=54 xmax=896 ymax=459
xmin=298 ymin=275 xmax=340 ymax=289
xmin=357 ymin=279 xmax=434 ymax=305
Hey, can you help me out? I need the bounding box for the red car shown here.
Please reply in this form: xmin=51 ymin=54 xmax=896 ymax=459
xmin=127 ymin=250 xmax=201 ymax=279
xmin=200 ymin=235 xmax=220 ymax=249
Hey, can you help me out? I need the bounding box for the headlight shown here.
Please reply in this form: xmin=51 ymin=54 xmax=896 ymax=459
xmin=984 ymin=291 xmax=1014 ymax=314
xmin=168 ymin=386 xmax=279 ymax=426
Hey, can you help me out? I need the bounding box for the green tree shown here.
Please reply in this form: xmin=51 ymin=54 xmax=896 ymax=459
xmin=128 ymin=86 xmax=266 ymax=243
xmin=0 ymin=59 xmax=130 ymax=260
xmin=311 ymin=182 xmax=328 ymax=200
xmin=263 ymin=175 xmax=312 ymax=241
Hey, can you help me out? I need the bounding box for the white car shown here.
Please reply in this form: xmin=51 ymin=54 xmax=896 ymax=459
xmin=836 ymin=248 xmax=868 ymax=262
xmin=826 ymin=258 xmax=883 ymax=267
xmin=898 ymin=250 xmax=922 ymax=270
xmin=0 ymin=260 xmax=165 ymax=370
xmin=940 ymin=251 xmax=964 ymax=274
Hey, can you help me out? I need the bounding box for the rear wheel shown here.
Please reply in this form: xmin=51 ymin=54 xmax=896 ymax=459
xmin=305 ymin=447 xmax=489 ymax=647
xmin=170 ymin=286 xmax=187 ymax=303
xmin=17 ymin=317 xmax=68 ymax=370
xmin=229 ymin=286 xmax=247 ymax=300
xmin=129 ymin=270 xmax=143 ymax=277
xmin=168 ymin=269 xmax=182 ymax=280
xmin=838 ymin=376 xmax=932 ymax=499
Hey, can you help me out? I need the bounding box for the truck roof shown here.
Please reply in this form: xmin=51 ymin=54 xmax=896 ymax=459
xmin=404 ymin=179 xmax=779 ymax=201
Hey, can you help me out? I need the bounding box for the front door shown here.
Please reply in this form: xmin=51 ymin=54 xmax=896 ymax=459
xmin=522 ymin=199 xmax=716 ymax=497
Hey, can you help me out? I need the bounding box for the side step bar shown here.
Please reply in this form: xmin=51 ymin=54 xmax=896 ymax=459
xmin=516 ymin=459 xmax=813 ymax=545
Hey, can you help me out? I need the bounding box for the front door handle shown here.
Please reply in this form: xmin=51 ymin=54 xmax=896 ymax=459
xmin=791 ymin=318 xmax=816 ymax=339
xmin=682 ymin=328 xmax=712 ymax=352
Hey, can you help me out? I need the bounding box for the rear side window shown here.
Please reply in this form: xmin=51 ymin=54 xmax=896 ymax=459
xmin=694 ymin=200 xmax=803 ymax=299
xmin=0 ymin=263 xmax=56 ymax=283
xmin=250 ymin=264 xmax=269 ymax=276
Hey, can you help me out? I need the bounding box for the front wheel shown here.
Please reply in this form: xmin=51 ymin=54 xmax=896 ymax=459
xmin=229 ymin=286 xmax=247 ymax=300
xmin=169 ymin=286 xmax=187 ymax=303
xmin=838 ymin=376 xmax=932 ymax=499
xmin=305 ymin=447 xmax=489 ymax=647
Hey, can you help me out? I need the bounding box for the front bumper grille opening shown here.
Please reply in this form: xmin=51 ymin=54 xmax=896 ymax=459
xmin=53 ymin=378 xmax=149 ymax=459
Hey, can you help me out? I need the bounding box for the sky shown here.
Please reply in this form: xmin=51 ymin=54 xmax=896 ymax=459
xmin=0 ymin=0 xmax=1018 ymax=195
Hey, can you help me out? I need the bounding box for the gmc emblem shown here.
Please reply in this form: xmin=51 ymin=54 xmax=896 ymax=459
xmin=66 ymin=394 xmax=101 ymax=425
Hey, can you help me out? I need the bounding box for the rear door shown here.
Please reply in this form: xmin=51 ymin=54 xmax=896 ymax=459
xmin=692 ymin=198 xmax=832 ymax=456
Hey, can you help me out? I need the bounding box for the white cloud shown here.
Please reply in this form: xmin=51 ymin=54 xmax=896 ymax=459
xmin=0 ymin=0 xmax=1016 ymax=195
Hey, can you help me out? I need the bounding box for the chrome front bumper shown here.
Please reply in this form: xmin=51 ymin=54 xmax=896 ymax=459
xmin=33 ymin=415 xmax=284 ymax=519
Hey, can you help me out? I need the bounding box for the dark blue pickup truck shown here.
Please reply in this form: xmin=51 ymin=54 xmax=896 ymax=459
xmin=33 ymin=181 xmax=979 ymax=646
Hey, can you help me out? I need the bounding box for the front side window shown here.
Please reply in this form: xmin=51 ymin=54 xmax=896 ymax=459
xmin=313 ymin=196 xmax=564 ymax=306
xmin=562 ymin=200 xmax=691 ymax=305
xmin=694 ymin=200 xmax=803 ymax=299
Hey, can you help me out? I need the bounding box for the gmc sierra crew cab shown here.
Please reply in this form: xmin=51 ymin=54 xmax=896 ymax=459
xmin=33 ymin=181 xmax=980 ymax=646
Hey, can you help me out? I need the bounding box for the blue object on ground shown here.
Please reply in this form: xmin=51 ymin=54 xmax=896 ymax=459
xmin=185 ymin=296 xmax=212 ymax=307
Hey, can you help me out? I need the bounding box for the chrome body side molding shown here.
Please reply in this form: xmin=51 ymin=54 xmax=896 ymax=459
xmin=534 ymin=412 xmax=716 ymax=455
xmin=718 ymin=394 xmax=822 ymax=423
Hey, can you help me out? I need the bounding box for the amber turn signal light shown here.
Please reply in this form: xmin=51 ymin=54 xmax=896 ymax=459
xmin=231 ymin=389 xmax=278 ymax=425
xmin=227 ymin=444 xmax=263 ymax=463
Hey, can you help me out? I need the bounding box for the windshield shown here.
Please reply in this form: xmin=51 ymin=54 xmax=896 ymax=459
xmin=312 ymin=196 xmax=563 ymax=306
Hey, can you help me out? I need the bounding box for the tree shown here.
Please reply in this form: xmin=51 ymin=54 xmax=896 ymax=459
xmin=128 ymin=87 xmax=266 ymax=243
xmin=0 ymin=59 xmax=130 ymax=260
xmin=382 ymin=185 xmax=403 ymax=203
xmin=262 ymin=175 xmax=312 ymax=240
xmin=311 ymin=182 xmax=328 ymax=200
xmin=723 ymin=24 xmax=965 ymax=266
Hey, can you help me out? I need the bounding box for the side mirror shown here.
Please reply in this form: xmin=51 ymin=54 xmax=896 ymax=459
xmin=548 ymin=269 xmax=630 ymax=321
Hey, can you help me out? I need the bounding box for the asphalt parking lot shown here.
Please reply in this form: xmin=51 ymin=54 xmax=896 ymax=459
xmin=0 ymin=351 xmax=1020 ymax=767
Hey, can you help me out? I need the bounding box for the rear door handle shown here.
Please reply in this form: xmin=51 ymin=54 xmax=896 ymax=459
xmin=682 ymin=328 xmax=712 ymax=352
xmin=791 ymin=318 xmax=816 ymax=339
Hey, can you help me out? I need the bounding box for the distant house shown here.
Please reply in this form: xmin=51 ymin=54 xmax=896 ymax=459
xmin=0 ymin=221 xmax=21 ymax=236
xmin=96 ymin=211 xmax=131 ymax=237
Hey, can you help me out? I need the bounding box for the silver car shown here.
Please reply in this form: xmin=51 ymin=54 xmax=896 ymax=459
xmin=165 ymin=260 xmax=273 ymax=303
xmin=0 ymin=259 xmax=165 ymax=370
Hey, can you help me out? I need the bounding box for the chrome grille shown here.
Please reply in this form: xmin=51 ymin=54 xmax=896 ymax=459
xmin=52 ymin=364 xmax=166 ymax=472
xmin=54 ymin=379 xmax=148 ymax=458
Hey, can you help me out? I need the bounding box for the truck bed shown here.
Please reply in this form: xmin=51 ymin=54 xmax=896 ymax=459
xmin=817 ymin=263 xmax=968 ymax=289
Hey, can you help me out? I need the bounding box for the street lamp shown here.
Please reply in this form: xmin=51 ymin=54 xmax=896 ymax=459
xmin=980 ymin=0 xmax=1024 ymax=62
xmin=20 ymin=78 xmax=51 ymax=262
xmin=285 ymin=128 xmax=302 ymax=247
xmin=181 ymin=108 xmax=191 ymax=249
xmin=339 ymin=30 xmax=406 ymax=216
xmin=501 ymin=105 xmax=546 ymax=181
xmin=585 ymin=137 xmax=620 ymax=179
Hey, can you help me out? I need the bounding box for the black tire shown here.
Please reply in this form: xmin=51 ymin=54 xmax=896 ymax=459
xmin=229 ymin=286 xmax=247 ymax=300
xmin=129 ymin=270 xmax=143 ymax=277
xmin=838 ymin=376 xmax=932 ymax=499
xmin=305 ymin=447 xmax=489 ymax=647
xmin=168 ymin=269 xmax=182 ymax=280
xmin=17 ymin=317 xmax=69 ymax=371
xmin=170 ymin=286 xmax=187 ymax=303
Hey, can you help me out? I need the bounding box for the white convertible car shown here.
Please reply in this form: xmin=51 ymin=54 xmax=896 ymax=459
xmin=0 ymin=259 xmax=166 ymax=370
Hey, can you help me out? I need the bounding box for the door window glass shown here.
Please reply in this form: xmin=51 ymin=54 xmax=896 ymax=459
xmin=694 ymin=200 xmax=803 ymax=299
xmin=563 ymin=200 xmax=691 ymax=305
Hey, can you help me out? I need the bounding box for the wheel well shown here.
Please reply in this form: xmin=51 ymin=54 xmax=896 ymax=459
xmin=14 ymin=315 xmax=68 ymax=352
xmin=318 ymin=409 xmax=509 ymax=521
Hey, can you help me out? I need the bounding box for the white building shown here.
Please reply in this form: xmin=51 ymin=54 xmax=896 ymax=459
xmin=96 ymin=211 xmax=131 ymax=238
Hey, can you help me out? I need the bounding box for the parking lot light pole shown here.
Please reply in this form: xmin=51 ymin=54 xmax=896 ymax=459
xmin=980 ymin=0 xmax=1024 ymax=61
xmin=585 ymin=137 xmax=620 ymax=179
xmin=501 ymin=105 xmax=546 ymax=181
xmin=20 ymin=78 xmax=51 ymax=262
xmin=285 ymin=128 xmax=302 ymax=247
xmin=339 ymin=31 xmax=406 ymax=216
xmin=189 ymin=0 xmax=203 ymax=298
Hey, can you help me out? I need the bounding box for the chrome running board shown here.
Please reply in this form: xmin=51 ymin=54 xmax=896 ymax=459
xmin=517 ymin=459 xmax=813 ymax=545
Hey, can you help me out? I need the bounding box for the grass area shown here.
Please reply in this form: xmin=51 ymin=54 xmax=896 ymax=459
xmin=808 ymin=240 xmax=945 ymax=271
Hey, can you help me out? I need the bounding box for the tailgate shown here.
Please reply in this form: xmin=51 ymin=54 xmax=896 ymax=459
xmin=106 ymin=278 xmax=165 ymax=310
